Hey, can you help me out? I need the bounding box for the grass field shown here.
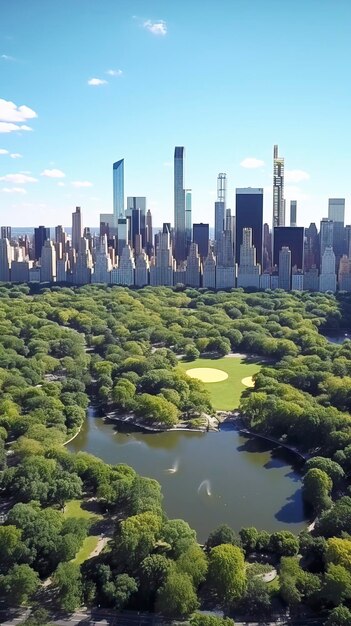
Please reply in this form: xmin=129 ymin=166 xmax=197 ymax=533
xmin=180 ymin=356 xmax=261 ymax=410
xmin=64 ymin=499 xmax=102 ymax=565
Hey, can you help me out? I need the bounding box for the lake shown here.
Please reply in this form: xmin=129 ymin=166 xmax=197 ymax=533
xmin=69 ymin=407 xmax=308 ymax=543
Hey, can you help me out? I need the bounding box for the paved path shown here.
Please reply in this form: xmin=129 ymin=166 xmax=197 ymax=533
xmin=0 ymin=608 xmax=325 ymax=626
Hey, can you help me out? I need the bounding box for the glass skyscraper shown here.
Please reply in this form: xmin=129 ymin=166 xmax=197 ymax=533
xmin=174 ymin=146 xmax=186 ymax=263
xmin=113 ymin=159 xmax=124 ymax=219
xmin=235 ymin=188 xmax=264 ymax=266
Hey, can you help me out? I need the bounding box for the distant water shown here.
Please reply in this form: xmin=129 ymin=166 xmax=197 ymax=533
xmin=10 ymin=227 xmax=99 ymax=238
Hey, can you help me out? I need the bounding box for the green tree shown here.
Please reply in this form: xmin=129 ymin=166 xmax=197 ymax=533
xmin=0 ymin=525 xmax=24 ymax=573
xmin=190 ymin=615 xmax=235 ymax=626
xmin=303 ymin=468 xmax=333 ymax=514
xmin=161 ymin=519 xmax=196 ymax=558
xmin=239 ymin=576 xmax=271 ymax=616
xmin=268 ymin=531 xmax=299 ymax=557
xmin=322 ymin=564 xmax=351 ymax=606
xmin=239 ymin=527 xmax=258 ymax=553
xmin=206 ymin=524 xmax=240 ymax=550
xmin=114 ymin=512 xmax=162 ymax=568
xmin=54 ymin=562 xmax=83 ymax=612
xmin=177 ymin=544 xmax=208 ymax=586
xmin=325 ymin=605 xmax=351 ymax=626
xmin=326 ymin=537 xmax=351 ymax=571
xmin=207 ymin=544 xmax=247 ymax=606
xmin=113 ymin=574 xmax=138 ymax=609
xmin=1 ymin=564 xmax=39 ymax=606
xmin=156 ymin=571 xmax=199 ymax=617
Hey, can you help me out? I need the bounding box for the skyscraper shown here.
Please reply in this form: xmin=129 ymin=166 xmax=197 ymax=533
xmin=126 ymin=197 xmax=146 ymax=245
xmin=235 ymin=188 xmax=263 ymax=265
xmin=320 ymin=218 xmax=334 ymax=262
xmin=319 ymin=247 xmax=337 ymax=292
xmin=72 ymin=207 xmax=83 ymax=252
xmin=34 ymin=225 xmax=50 ymax=260
xmin=328 ymin=198 xmax=346 ymax=266
xmin=185 ymin=190 xmax=192 ymax=253
xmin=113 ymin=159 xmax=124 ymax=219
xmin=40 ymin=240 xmax=56 ymax=283
xmin=193 ymin=223 xmax=209 ymax=259
xmin=328 ymin=198 xmax=345 ymax=223
xmin=278 ymin=247 xmax=292 ymax=290
xmin=0 ymin=238 xmax=11 ymax=281
xmin=174 ymin=146 xmax=186 ymax=263
xmin=214 ymin=173 xmax=227 ymax=251
xmin=273 ymin=145 xmax=285 ymax=227
xmin=237 ymin=228 xmax=260 ymax=289
xmin=273 ymin=226 xmax=304 ymax=270
xmin=290 ymin=201 xmax=297 ymax=227
xmin=304 ymin=222 xmax=319 ymax=271
xmin=1 ymin=227 xmax=11 ymax=240
xmin=146 ymin=209 xmax=153 ymax=252
xmin=262 ymin=223 xmax=272 ymax=271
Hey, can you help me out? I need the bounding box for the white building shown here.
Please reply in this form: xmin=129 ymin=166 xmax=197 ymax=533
xmin=40 ymin=240 xmax=56 ymax=282
xmin=319 ymin=246 xmax=337 ymax=292
xmin=111 ymin=245 xmax=135 ymax=286
xmin=237 ymin=228 xmax=260 ymax=289
xmin=203 ymin=250 xmax=216 ymax=289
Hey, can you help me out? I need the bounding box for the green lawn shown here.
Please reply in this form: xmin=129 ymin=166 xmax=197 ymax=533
xmin=63 ymin=499 xmax=100 ymax=521
xmin=180 ymin=356 xmax=261 ymax=410
xmin=64 ymin=500 xmax=103 ymax=565
xmin=73 ymin=536 xmax=100 ymax=565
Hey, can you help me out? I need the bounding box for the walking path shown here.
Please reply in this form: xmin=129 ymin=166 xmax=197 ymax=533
xmin=239 ymin=428 xmax=309 ymax=461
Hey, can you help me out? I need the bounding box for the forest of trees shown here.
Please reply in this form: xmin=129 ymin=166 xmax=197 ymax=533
xmin=1 ymin=284 xmax=351 ymax=625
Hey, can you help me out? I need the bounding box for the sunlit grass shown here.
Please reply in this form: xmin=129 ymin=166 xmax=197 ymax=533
xmin=180 ymin=356 xmax=261 ymax=410
xmin=64 ymin=499 xmax=103 ymax=564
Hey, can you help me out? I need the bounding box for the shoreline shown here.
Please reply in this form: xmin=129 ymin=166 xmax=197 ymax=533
xmin=63 ymin=423 xmax=83 ymax=446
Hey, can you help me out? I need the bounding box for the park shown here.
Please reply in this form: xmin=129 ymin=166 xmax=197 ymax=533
xmin=180 ymin=355 xmax=261 ymax=411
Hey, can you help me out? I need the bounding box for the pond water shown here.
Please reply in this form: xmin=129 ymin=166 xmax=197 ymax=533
xmin=324 ymin=331 xmax=350 ymax=344
xmin=69 ymin=407 xmax=308 ymax=542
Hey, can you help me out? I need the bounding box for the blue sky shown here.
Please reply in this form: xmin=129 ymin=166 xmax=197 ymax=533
xmin=1 ymin=0 xmax=351 ymax=228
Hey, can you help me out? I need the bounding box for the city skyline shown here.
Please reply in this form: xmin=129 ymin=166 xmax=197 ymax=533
xmin=1 ymin=1 xmax=351 ymax=227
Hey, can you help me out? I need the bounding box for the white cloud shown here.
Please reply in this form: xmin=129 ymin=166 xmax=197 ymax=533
xmin=1 ymin=187 xmax=27 ymax=194
xmin=41 ymin=168 xmax=65 ymax=178
xmin=71 ymin=180 xmax=93 ymax=188
xmin=143 ymin=19 xmax=167 ymax=35
xmin=285 ymin=169 xmax=310 ymax=183
xmin=87 ymin=78 xmax=108 ymax=86
xmin=240 ymin=157 xmax=265 ymax=169
xmin=57 ymin=182 xmax=65 ymax=187
xmin=106 ymin=69 xmax=123 ymax=77
xmin=163 ymin=161 xmax=172 ymax=168
xmin=0 ymin=148 xmax=9 ymax=154
xmin=0 ymin=99 xmax=37 ymax=123
xmin=284 ymin=185 xmax=310 ymax=202
xmin=1 ymin=54 xmax=15 ymax=61
xmin=0 ymin=122 xmax=33 ymax=133
xmin=0 ymin=173 xmax=37 ymax=184
xmin=10 ymin=153 xmax=22 ymax=159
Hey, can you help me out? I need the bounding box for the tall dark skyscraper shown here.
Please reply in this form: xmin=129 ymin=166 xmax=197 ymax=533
xmin=235 ymin=188 xmax=263 ymax=265
xmin=34 ymin=225 xmax=50 ymax=260
xmin=193 ymin=223 xmax=209 ymax=259
xmin=273 ymin=226 xmax=304 ymax=269
xmin=174 ymin=146 xmax=186 ymax=263
xmin=273 ymin=145 xmax=285 ymax=228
